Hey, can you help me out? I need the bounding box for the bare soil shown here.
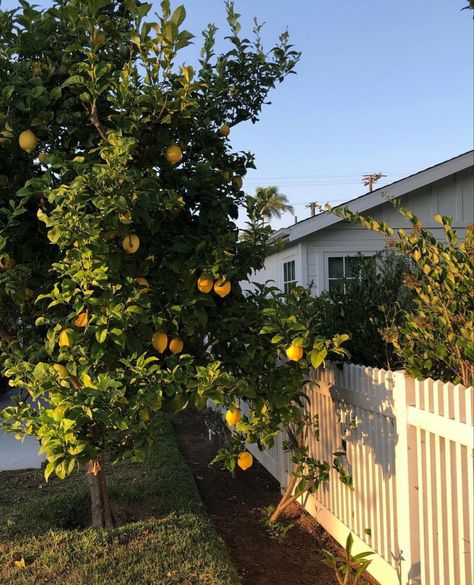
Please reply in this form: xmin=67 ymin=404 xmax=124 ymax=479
xmin=174 ymin=409 xmax=351 ymax=585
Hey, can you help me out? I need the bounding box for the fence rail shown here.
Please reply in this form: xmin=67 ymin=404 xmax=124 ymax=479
xmin=245 ymin=363 xmax=474 ymax=585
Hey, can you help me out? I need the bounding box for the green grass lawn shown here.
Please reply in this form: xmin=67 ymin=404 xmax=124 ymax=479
xmin=0 ymin=417 xmax=240 ymax=585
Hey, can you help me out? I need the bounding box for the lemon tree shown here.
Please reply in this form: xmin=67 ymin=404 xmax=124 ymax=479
xmin=208 ymin=284 xmax=350 ymax=522
xmin=0 ymin=0 xmax=306 ymax=528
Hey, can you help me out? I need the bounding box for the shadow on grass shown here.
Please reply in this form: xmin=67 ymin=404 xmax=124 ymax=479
xmin=0 ymin=419 xmax=201 ymax=536
xmin=0 ymin=417 xmax=239 ymax=585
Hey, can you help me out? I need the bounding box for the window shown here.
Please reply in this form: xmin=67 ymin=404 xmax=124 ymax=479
xmin=327 ymin=255 xmax=368 ymax=292
xmin=283 ymin=260 xmax=296 ymax=293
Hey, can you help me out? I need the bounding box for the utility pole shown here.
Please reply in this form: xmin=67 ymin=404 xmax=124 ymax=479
xmin=362 ymin=172 xmax=386 ymax=192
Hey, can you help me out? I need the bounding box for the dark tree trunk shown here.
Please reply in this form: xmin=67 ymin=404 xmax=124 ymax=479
xmin=87 ymin=456 xmax=115 ymax=528
xmin=269 ymin=474 xmax=297 ymax=523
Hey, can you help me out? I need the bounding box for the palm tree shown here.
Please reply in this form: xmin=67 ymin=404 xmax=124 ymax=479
xmin=253 ymin=186 xmax=294 ymax=223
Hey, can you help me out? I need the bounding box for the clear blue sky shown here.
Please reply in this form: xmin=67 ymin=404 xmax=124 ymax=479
xmin=3 ymin=0 xmax=473 ymax=228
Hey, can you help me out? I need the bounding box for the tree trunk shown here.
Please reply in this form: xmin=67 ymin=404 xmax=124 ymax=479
xmin=269 ymin=474 xmax=297 ymax=523
xmin=269 ymin=466 xmax=315 ymax=523
xmin=87 ymin=456 xmax=115 ymax=529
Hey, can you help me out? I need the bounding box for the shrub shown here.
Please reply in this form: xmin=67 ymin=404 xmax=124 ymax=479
xmin=312 ymin=251 xmax=413 ymax=370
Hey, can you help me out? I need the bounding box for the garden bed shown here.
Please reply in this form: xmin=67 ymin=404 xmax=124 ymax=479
xmin=174 ymin=409 xmax=345 ymax=585
xmin=0 ymin=417 xmax=239 ymax=585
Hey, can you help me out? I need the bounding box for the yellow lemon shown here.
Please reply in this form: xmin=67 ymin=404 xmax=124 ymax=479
xmin=152 ymin=332 xmax=168 ymax=353
xmin=52 ymin=363 xmax=68 ymax=378
xmin=135 ymin=277 xmax=150 ymax=294
xmin=19 ymin=130 xmax=38 ymax=153
xmin=237 ymin=451 xmax=253 ymax=471
xmin=232 ymin=176 xmax=243 ymax=190
xmin=214 ymin=278 xmax=231 ymax=298
xmin=59 ymin=329 xmax=72 ymax=347
xmin=219 ymin=124 xmax=230 ymax=137
xmin=169 ymin=338 xmax=184 ymax=355
xmin=75 ymin=311 xmax=89 ymax=328
xmin=197 ymin=276 xmax=213 ymax=293
xmin=285 ymin=344 xmax=303 ymax=362
xmin=122 ymin=234 xmax=140 ymax=254
xmin=225 ymin=408 xmax=241 ymax=426
xmin=165 ymin=144 xmax=183 ymax=165
xmin=38 ymin=151 xmax=48 ymax=164
xmin=220 ymin=170 xmax=230 ymax=182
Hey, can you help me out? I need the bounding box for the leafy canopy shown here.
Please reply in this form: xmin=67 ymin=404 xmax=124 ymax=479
xmin=0 ymin=0 xmax=310 ymax=480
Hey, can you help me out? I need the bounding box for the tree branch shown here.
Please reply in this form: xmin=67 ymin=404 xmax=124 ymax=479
xmin=90 ymin=103 xmax=107 ymax=141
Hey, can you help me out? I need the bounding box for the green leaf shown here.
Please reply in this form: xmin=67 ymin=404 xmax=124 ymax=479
xmin=96 ymin=328 xmax=108 ymax=344
xmin=171 ymin=5 xmax=186 ymax=26
xmin=33 ymin=362 xmax=50 ymax=380
xmin=310 ymin=348 xmax=327 ymax=369
xmin=44 ymin=461 xmax=56 ymax=481
xmin=62 ymin=75 xmax=85 ymax=88
xmin=47 ymin=225 xmax=63 ymax=244
xmin=49 ymin=86 xmax=62 ymax=100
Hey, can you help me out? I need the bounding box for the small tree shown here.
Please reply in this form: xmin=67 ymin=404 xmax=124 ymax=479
xmin=332 ymin=204 xmax=473 ymax=386
xmin=0 ymin=0 xmax=307 ymax=528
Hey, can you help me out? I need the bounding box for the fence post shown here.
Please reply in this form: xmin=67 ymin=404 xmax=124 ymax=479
xmin=393 ymin=371 xmax=418 ymax=585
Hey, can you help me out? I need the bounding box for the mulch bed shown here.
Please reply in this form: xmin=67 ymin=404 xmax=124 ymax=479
xmin=174 ymin=409 xmax=347 ymax=585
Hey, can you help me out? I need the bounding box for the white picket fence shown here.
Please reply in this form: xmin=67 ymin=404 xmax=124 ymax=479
xmin=245 ymin=363 xmax=474 ymax=585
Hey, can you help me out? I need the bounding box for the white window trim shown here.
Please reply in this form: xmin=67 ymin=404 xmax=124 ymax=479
xmin=324 ymin=252 xmax=376 ymax=292
xmin=283 ymin=258 xmax=297 ymax=293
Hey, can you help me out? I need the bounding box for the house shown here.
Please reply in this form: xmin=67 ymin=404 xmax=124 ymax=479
xmin=249 ymin=150 xmax=474 ymax=295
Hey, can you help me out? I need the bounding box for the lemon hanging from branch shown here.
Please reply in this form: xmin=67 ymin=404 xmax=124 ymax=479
xmin=225 ymin=408 xmax=241 ymax=426
xmin=19 ymin=129 xmax=38 ymax=153
xmin=169 ymin=338 xmax=184 ymax=355
xmin=214 ymin=278 xmax=231 ymax=298
xmin=197 ymin=276 xmax=213 ymax=293
xmin=165 ymin=144 xmax=183 ymax=165
xmin=285 ymin=343 xmax=303 ymax=362
xmin=152 ymin=332 xmax=168 ymax=353
xmin=237 ymin=451 xmax=253 ymax=471
xmin=219 ymin=124 xmax=230 ymax=137
xmin=122 ymin=234 xmax=140 ymax=254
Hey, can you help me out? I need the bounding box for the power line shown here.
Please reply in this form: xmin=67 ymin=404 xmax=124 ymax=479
xmin=243 ymin=171 xmax=408 ymax=181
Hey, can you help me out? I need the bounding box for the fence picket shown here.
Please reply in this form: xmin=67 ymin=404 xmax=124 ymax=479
xmin=239 ymin=364 xmax=473 ymax=585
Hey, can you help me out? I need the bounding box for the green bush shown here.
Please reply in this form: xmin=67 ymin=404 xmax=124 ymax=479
xmin=311 ymin=252 xmax=412 ymax=370
xmin=332 ymin=205 xmax=474 ymax=386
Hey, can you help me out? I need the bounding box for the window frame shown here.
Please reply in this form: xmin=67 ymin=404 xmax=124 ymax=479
xmin=325 ymin=253 xmax=375 ymax=293
xmin=283 ymin=259 xmax=297 ymax=293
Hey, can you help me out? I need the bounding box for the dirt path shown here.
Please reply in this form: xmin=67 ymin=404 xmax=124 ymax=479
xmin=174 ymin=409 xmax=342 ymax=585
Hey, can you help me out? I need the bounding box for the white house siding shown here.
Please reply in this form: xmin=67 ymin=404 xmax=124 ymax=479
xmin=249 ymin=164 xmax=473 ymax=296
xmin=369 ymin=167 xmax=473 ymax=235
xmin=248 ymin=243 xmax=302 ymax=291
xmin=305 ymin=225 xmax=386 ymax=294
